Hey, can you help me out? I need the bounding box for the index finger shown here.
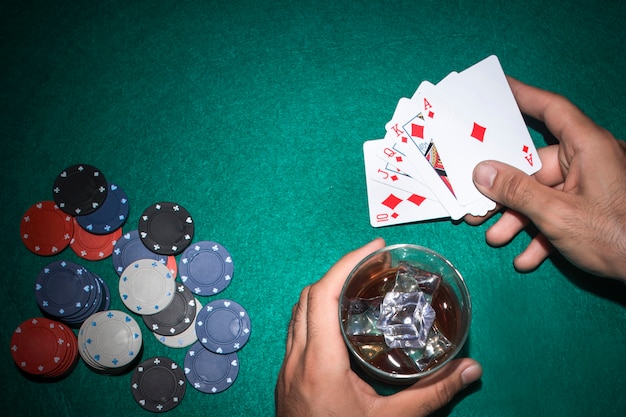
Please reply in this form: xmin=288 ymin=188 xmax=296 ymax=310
xmin=305 ymin=238 xmax=386 ymax=353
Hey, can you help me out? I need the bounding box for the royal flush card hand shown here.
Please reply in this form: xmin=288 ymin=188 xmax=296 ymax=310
xmin=363 ymin=55 xmax=542 ymax=227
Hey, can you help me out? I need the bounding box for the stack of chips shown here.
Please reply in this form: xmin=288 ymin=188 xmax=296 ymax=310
xmin=20 ymin=164 xmax=129 ymax=260
xmin=142 ymin=283 xmax=199 ymax=348
xmin=77 ymin=310 xmax=143 ymax=374
xmin=151 ymin=298 xmax=203 ymax=349
xmin=10 ymin=317 xmax=79 ymax=379
xmin=35 ymin=260 xmax=111 ymax=326
xmin=13 ymin=163 xmax=255 ymax=410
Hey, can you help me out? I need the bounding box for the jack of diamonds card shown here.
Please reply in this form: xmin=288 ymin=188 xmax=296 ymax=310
xmin=363 ymin=139 xmax=449 ymax=226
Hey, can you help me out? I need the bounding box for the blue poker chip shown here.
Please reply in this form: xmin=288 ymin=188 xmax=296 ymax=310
xmin=35 ymin=261 xmax=110 ymax=326
xmin=195 ymin=299 xmax=251 ymax=354
xmin=63 ymin=269 xmax=110 ymax=325
xmin=184 ymin=341 xmax=239 ymax=394
xmin=112 ymin=230 xmax=168 ymax=276
xmin=96 ymin=273 xmax=111 ymax=311
xmin=61 ymin=269 xmax=99 ymax=324
xmin=178 ymin=241 xmax=233 ymax=296
xmin=35 ymin=260 xmax=93 ymax=319
xmin=76 ymin=182 xmax=129 ymax=235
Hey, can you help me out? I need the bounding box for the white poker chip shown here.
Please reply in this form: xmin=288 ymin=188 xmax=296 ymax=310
xmin=153 ymin=299 xmax=202 ymax=349
xmin=119 ymin=259 xmax=176 ymax=315
xmin=78 ymin=310 xmax=143 ymax=371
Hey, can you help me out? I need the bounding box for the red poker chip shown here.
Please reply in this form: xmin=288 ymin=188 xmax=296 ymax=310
xmin=10 ymin=317 xmax=78 ymax=378
xmin=70 ymin=218 xmax=122 ymax=260
xmin=20 ymin=201 xmax=74 ymax=256
xmin=166 ymin=255 xmax=178 ymax=277
xmin=42 ymin=321 xmax=78 ymax=378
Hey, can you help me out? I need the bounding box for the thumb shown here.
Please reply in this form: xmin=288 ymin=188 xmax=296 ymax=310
xmin=473 ymin=160 xmax=554 ymax=221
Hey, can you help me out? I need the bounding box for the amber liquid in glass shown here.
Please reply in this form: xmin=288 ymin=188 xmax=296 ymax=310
xmin=344 ymin=266 xmax=461 ymax=375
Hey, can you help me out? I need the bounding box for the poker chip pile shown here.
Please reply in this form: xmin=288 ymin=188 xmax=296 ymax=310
xmin=11 ymin=163 xmax=252 ymax=413
xmin=77 ymin=310 xmax=143 ymax=374
xmin=20 ymin=164 xmax=129 ymax=260
xmin=10 ymin=317 xmax=79 ymax=379
xmin=35 ymin=260 xmax=111 ymax=326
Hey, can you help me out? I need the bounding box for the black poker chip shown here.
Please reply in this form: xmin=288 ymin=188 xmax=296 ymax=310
xmin=143 ymin=283 xmax=197 ymax=336
xmin=138 ymin=202 xmax=194 ymax=255
xmin=130 ymin=356 xmax=186 ymax=413
xmin=53 ymin=164 xmax=108 ymax=216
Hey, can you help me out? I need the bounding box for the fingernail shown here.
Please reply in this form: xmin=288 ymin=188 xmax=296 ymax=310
xmin=461 ymin=363 xmax=482 ymax=388
xmin=474 ymin=162 xmax=497 ymax=188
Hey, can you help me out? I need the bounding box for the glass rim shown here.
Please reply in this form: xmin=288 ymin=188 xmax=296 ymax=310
xmin=339 ymin=243 xmax=472 ymax=381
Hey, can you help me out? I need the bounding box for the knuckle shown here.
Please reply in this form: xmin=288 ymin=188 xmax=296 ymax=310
xmin=432 ymin=380 xmax=458 ymax=410
xmin=415 ymin=381 xmax=458 ymax=416
xmin=499 ymin=173 xmax=532 ymax=209
xmin=292 ymin=289 xmax=308 ymax=317
xmin=298 ymin=285 xmax=311 ymax=303
xmin=305 ymin=282 xmax=325 ymax=307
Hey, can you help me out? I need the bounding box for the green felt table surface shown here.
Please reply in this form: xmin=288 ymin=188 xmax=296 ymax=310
xmin=1 ymin=1 xmax=625 ymax=416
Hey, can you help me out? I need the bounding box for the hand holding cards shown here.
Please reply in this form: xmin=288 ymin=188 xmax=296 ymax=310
xmin=364 ymin=55 xmax=541 ymax=227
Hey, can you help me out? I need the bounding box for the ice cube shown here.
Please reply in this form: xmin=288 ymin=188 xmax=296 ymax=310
xmin=406 ymin=326 xmax=455 ymax=371
xmin=346 ymin=296 xmax=383 ymax=336
xmin=394 ymin=261 xmax=442 ymax=297
xmin=376 ymin=291 xmax=435 ymax=349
